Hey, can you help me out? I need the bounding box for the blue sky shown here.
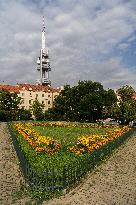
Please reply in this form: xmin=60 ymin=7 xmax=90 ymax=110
xmin=0 ymin=0 xmax=136 ymax=89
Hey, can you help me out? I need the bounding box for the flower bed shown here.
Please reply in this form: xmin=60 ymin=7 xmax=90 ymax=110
xmin=14 ymin=122 xmax=61 ymax=155
xmin=69 ymin=126 xmax=130 ymax=155
xmin=11 ymin=122 xmax=131 ymax=167
xmin=8 ymin=121 xmax=133 ymax=192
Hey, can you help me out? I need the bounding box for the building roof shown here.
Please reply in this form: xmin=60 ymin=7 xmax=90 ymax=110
xmin=0 ymin=85 xmax=20 ymax=93
xmin=0 ymin=83 xmax=61 ymax=93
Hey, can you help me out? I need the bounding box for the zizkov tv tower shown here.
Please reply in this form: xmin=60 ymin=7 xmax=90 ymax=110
xmin=36 ymin=16 xmax=51 ymax=85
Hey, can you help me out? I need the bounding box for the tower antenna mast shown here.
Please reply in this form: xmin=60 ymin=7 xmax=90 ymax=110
xmin=36 ymin=16 xmax=51 ymax=85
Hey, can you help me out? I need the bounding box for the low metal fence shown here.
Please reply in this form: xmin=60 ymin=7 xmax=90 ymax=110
xmin=7 ymin=123 xmax=135 ymax=192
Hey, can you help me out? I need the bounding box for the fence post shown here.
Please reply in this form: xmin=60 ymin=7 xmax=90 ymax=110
xmin=45 ymin=168 xmax=48 ymax=192
xmin=57 ymin=166 xmax=62 ymax=191
xmin=51 ymin=167 xmax=55 ymax=191
xmin=75 ymin=160 xmax=79 ymax=180
xmin=63 ymin=165 xmax=66 ymax=189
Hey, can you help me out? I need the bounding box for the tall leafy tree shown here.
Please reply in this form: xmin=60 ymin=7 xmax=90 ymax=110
xmin=118 ymin=85 xmax=136 ymax=123
xmin=52 ymin=81 xmax=117 ymax=122
xmin=102 ymin=89 xmax=118 ymax=119
xmin=50 ymin=85 xmax=72 ymax=121
xmin=0 ymin=89 xmax=21 ymax=110
xmin=104 ymin=85 xmax=136 ymax=123
xmin=19 ymin=108 xmax=32 ymax=121
xmin=118 ymin=85 xmax=134 ymax=101
xmin=0 ymin=89 xmax=21 ymax=121
xmin=32 ymin=99 xmax=44 ymax=120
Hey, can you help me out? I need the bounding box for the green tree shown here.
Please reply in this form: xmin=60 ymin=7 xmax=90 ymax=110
xmin=104 ymin=85 xmax=136 ymax=124
xmin=102 ymin=89 xmax=118 ymax=119
xmin=52 ymin=81 xmax=117 ymax=122
xmin=118 ymin=85 xmax=134 ymax=101
xmin=118 ymin=85 xmax=136 ymax=123
xmin=0 ymin=89 xmax=21 ymax=121
xmin=102 ymin=103 xmax=120 ymax=120
xmin=51 ymin=85 xmax=72 ymax=121
xmin=19 ymin=108 xmax=32 ymax=121
xmin=32 ymin=99 xmax=44 ymax=120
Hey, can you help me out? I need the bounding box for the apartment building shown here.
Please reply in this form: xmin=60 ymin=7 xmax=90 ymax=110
xmin=0 ymin=83 xmax=61 ymax=110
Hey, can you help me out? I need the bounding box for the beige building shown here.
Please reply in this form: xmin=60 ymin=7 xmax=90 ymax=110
xmin=0 ymin=83 xmax=61 ymax=110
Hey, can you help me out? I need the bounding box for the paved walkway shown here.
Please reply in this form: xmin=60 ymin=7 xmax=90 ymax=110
xmin=0 ymin=122 xmax=30 ymax=205
xmin=44 ymin=132 xmax=136 ymax=205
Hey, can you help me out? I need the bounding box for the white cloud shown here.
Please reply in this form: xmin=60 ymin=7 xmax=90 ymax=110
xmin=0 ymin=0 xmax=136 ymax=90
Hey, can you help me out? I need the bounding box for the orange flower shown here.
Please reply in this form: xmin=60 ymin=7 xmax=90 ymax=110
xmin=36 ymin=147 xmax=45 ymax=152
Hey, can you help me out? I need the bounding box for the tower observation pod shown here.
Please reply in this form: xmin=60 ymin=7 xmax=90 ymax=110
xmin=36 ymin=16 xmax=51 ymax=86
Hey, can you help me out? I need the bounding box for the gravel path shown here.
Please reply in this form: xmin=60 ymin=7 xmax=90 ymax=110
xmin=0 ymin=122 xmax=30 ymax=205
xmin=44 ymin=132 xmax=136 ymax=205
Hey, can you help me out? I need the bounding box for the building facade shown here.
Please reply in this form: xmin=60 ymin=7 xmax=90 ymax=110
xmin=0 ymin=83 xmax=61 ymax=110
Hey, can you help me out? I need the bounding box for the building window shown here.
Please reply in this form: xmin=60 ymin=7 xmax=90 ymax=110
xmin=36 ymin=94 xmax=38 ymax=98
xmin=48 ymin=94 xmax=50 ymax=98
xmin=48 ymin=100 xmax=50 ymax=105
xmin=29 ymin=100 xmax=32 ymax=105
xmin=42 ymin=94 xmax=44 ymax=97
xmin=42 ymin=101 xmax=44 ymax=104
xmin=22 ymin=93 xmax=24 ymax=96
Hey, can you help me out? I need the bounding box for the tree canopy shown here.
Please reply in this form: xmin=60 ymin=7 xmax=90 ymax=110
xmin=117 ymin=85 xmax=136 ymax=123
xmin=51 ymin=80 xmax=117 ymax=122
xmin=103 ymin=85 xmax=136 ymax=123
xmin=118 ymin=85 xmax=134 ymax=101
xmin=32 ymin=99 xmax=44 ymax=120
xmin=0 ymin=89 xmax=21 ymax=121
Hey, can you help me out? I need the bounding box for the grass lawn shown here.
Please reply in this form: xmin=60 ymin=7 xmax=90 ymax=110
xmin=33 ymin=126 xmax=109 ymax=146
